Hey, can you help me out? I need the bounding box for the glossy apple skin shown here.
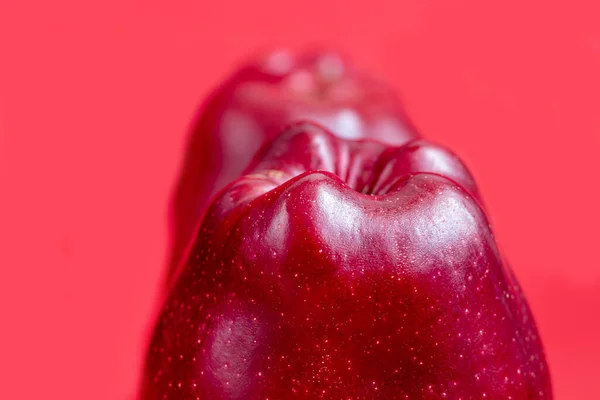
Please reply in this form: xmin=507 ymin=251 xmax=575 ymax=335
xmin=169 ymin=49 xmax=420 ymax=279
xmin=143 ymin=123 xmax=551 ymax=399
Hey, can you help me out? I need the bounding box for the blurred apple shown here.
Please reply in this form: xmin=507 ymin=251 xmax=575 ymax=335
xmin=168 ymin=49 xmax=420 ymax=281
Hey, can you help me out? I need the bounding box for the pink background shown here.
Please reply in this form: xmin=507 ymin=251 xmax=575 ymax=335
xmin=1 ymin=1 xmax=599 ymax=399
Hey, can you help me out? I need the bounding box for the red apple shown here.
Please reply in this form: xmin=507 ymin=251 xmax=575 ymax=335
xmin=169 ymin=49 xmax=420 ymax=280
xmin=144 ymin=122 xmax=551 ymax=399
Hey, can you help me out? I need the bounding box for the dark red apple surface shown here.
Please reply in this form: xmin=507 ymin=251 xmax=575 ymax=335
xmin=169 ymin=50 xmax=420 ymax=280
xmin=143 ymin=123 xmax=551 ymax=399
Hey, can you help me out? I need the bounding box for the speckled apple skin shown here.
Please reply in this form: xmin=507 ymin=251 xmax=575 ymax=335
xmin=143 ymin=123 xmax=551 ymax=399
